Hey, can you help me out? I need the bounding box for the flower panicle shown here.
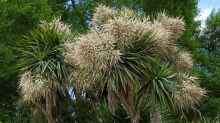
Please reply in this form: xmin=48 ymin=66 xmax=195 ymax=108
xmin=92 ymin=5 xmax=115 ymax=26
xmin=69 ymin=30 xmax=121 ymax=71
xmin=40 ymin=17 xmax=71 ymax=34
xmin=175 ymin=51 xmax=193 ymax=71
xmin=19 ymin=71 xmax=48 ymax=102
xmin=157 ymin=13 xmax=185 ymax=40
xmin=174 ymin=73 xmax=207 ymax=108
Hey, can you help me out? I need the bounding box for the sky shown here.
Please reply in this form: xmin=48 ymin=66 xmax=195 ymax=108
xmin=196 ymin=0 xmax=220 ymax=27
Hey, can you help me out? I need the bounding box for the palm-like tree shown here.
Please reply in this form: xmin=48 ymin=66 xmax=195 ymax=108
xmin=65 ymin=5 xmax=206 ymax=123
xmin=18 ymin=18 xmax=72 ymax=123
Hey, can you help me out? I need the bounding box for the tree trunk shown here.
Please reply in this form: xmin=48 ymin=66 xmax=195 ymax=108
xmin=46 ymin=91 xmax=57 ymax=123
xmin=150 ymin=108 xmax=161 ymax=123
xmin=131 ymin=113 xmax=140 ymax=123
xmin=47 ymin=114 xmax=56 ymax=123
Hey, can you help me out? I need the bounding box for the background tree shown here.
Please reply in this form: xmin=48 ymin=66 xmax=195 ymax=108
xmin=201 ymin=10 xmax=220 ymax=53
xmin=197 ymin=9 xmax=220 ymax=120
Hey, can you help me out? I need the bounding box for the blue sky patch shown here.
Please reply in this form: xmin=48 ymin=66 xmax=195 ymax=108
xmin=196 ymin=0 xmax=220 ymax=27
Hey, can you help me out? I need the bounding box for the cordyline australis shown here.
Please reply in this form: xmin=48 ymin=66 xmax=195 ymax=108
xmin=18 ymin=5 xmax=206 ymax=123
xmin=65 ymin=5 xmax=206 ymax=123
xmin=18 ymin=18 xmax=71 ymax=123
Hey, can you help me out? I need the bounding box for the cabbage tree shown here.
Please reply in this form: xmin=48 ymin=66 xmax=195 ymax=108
xmin=65 ymin=5 xmax=206 ymax=123
xmin=18 ymin=18 xmax=72 ymax=123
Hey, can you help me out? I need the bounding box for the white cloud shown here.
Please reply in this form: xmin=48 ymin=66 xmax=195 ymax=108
xmin=195 ymin=8 xmax=212 ymax=21
xmin=195 ymin=8 xmax=213 ymax=28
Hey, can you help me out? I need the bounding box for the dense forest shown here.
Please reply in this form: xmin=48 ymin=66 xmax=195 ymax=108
xmin=0 ymin=0 xmax=220 ymax=123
